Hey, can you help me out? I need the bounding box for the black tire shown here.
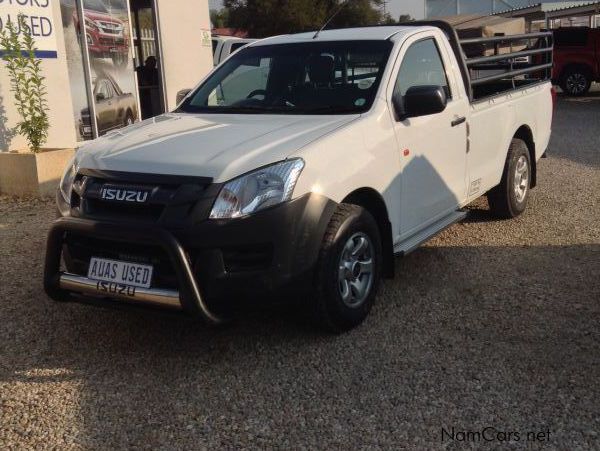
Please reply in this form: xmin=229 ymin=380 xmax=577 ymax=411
xmin=123 ymin=111 xmax=135 ymax=127
xmin=487 ymin=138 xmax=532 ymax=219
xmin=311 ymin=204 xmax=382 ymax=332
xmin=560 ymin=67 xmax=592 ymax=96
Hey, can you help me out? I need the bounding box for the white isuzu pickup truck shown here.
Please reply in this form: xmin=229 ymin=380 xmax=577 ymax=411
xmin=45 ymin=22 xmax=554 ymax=331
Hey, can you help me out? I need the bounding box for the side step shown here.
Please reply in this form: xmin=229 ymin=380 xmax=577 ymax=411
xmin=394 ymin=210 xmax=467 ymax=256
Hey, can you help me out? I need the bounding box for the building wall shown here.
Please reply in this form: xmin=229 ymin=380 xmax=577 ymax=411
xmin=155 ymin=0 xmax=213 ymax=111
xmin=0 ymin=1 xmax=78 ymax=152
xmin=0 ymin=0 xmax=213 ymax=152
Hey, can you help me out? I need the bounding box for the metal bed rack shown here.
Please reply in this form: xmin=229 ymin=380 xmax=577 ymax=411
xmin=402 ymin=21 xmax=554 ymax=101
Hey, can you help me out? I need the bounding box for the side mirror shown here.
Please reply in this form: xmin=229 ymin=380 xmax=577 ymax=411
xmin=176 ymin=89 xmax=192 ymax=105
xmin=393 ymin=85 xmax=447 ymax=121
xmin=95 ymin=92 xmax=106 ymax=101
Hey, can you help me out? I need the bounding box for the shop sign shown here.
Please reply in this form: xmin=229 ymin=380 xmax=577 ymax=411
xmin=0 ymin=0 xmax=58 ymax=58
xmin=201 ymin=28 xmax=211 ymax=47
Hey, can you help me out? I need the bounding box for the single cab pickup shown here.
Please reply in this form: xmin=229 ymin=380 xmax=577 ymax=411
xmin=45 ymin=22 xmax=554 ymax=331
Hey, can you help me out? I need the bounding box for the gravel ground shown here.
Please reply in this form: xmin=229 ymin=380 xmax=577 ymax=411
xmin=1 ymin=93 xmax=599 ymax=450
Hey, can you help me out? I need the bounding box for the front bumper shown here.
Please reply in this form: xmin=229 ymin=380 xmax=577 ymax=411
xmin=44 ymin=193 xmax=336 ymax=323
xmin=78 ymin=121 xmax=93 ymax=140
xmin=86 ymin=31 xmax=128 ymax=55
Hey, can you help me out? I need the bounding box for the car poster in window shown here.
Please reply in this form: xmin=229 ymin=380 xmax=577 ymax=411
xmin=60 ymin=0 xmax=140 ymax=141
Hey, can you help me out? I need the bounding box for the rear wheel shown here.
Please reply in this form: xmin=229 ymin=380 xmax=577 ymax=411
xmin=310 ymin=204 xmax=382 ymax=332
xmin=488 ymin=138 xmax=532 ymax=219
xmin=560 ymin=67 xmax=591 ymax=96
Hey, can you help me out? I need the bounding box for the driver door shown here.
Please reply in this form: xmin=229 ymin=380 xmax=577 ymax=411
xmin=389 ymin=33 xmax=469 ymax=238
xmin=94 ymin=79 xmax=113 ymax=135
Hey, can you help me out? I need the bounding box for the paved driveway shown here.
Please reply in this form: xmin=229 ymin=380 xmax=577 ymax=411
xmin=0 ymin=93 xmax=598 ymax=449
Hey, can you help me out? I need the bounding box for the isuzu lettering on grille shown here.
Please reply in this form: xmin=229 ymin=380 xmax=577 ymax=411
xmin=100 ymin=187 xmax=150 ymax=203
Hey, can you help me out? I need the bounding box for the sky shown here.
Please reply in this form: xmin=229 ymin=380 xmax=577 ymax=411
xmin=208 ymin=0 xmax=426 ymax=20
xmin=385 ymin=0 xmax=425 ymax=19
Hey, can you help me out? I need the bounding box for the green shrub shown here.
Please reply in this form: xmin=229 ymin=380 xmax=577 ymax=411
xmin=0 ymin=14 xmax=49 ymax=153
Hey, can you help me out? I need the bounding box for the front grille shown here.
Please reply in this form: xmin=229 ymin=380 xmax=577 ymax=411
xmin=70 ymin=170 xmax=214 ymax=225
xmin=85 ymin=199 xmax=165 ymax=220
xmin=98 ymin=22 xmax=122 ymax=33
xmin=99 ymin=37 xmax=125 ymax=45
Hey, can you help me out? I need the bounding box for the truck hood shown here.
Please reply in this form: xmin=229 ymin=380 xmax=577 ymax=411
xmin=76 ymin=113 xmax=359 ymax=182
xmin=84 ymin=10 xmax=122 ymax=24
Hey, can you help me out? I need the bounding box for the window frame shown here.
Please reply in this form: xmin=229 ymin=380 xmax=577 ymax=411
xmin=95 ymin=79 xmax=112 ymax=100
xmin=392 ymin=36 xmax=453 ymax=101
xmin=179 ymin=40 xmax=394 ymax=115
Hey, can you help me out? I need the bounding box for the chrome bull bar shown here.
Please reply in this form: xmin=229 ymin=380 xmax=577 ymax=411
xmin=59 ymin=273 xmax=182 ymax=310
xmin=44 ymin=217 xmax=223 ymax=325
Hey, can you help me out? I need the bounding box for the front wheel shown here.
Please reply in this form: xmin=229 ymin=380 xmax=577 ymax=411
xmin=123 ymin=111 xmax=135 ymax=127
xmin=310 ymin=204 xmax=382 ymax=332
xmin=487 ymin=138 xmax=532 ymax=219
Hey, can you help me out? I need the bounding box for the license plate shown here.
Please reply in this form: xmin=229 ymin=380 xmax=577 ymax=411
xmin=87 ymin=257 xmax=153 ymax=289
xmin=110 ymin=47 xmax=118 ymax=52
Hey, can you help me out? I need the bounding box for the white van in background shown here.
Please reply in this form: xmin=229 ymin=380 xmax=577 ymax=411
xmin=211 ymin=36 xmax=256 ymax=66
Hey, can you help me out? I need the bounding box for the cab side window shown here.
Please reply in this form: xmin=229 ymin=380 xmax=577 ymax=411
xmin=394 ymin=38 xmax=451 ymax=99
xmin=96 ymin=80 xmax=111 ymax=101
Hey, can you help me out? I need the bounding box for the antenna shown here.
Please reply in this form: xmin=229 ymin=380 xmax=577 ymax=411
xmin=313 ymin=0 xmax=353 ymax=39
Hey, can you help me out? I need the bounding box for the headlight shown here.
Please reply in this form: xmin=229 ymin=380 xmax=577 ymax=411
xmin=84 ymin=18 xmax=98 ymax=30
xmin=59 ymin=158 xmax=77 ymax=204
xmin=210 ymin=159 xmax=304 ymax=219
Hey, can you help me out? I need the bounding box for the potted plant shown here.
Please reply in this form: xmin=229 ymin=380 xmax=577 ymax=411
xmin=0 ymin=14 xmax=74 ymax=197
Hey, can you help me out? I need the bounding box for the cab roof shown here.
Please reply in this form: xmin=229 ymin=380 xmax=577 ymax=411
xmin=250 ymin=26 xmax=430 ymax=46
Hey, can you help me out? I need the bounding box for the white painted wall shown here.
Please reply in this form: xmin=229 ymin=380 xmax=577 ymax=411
xmin=0 ymin=0 xmax=78 ymax=152
xmin=155 ymin=0 xmax=213 ymax=111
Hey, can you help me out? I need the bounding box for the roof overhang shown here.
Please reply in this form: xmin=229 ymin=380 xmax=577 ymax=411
xmin=495 ymin=1 xmax=600 ymax=20
xmin=545 ymin=2 xmax=600 ymax=18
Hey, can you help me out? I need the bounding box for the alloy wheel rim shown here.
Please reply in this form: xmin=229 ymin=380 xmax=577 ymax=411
xmin=566 ymin=74 xmax=586 ymax=94
xmin=514 ymin=155 xmax=529 ymax=203
xmin=338 ymin=232 xmax=374 ymax=308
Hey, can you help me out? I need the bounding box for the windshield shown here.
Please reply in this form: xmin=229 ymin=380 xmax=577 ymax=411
xmin=178 ymin=40 xmax=393 ymax=115
xmin=84 ymin=0 xmax=109 ymax=13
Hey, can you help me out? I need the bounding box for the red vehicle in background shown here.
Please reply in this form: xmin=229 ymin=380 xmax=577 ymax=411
xmin=73 ymin=0 xmax=130 ymax=68
xmin=552 ymin=27 xmax=600 ymax=96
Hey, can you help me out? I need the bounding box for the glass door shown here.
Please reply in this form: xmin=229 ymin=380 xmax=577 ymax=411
xmin=130 ymin=0 xmax=164 ymax=119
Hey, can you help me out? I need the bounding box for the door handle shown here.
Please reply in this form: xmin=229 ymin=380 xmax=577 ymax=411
xmin=451 ymin=116 xmax=466 ymax=127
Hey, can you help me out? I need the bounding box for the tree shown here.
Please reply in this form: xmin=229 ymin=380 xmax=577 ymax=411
xmin=0 ymin=14 xmax=49 ymax=153
xmin=210 ymin=8 xmax=230 ymax=29
xmin=223 ymin=0 xmax=387 ymax=38
xmin=380 ymin=12 xmax=397 ymax=25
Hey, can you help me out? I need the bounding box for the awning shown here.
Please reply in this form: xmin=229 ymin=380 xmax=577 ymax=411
xmin=495 ymin=1 xmax=600 ymax=19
